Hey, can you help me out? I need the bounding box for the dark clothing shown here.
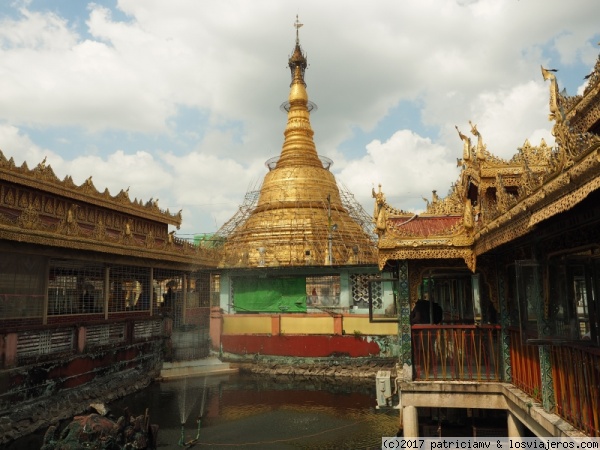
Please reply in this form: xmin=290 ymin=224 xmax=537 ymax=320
xmin=485 ymin=301 xmax=498 ymax=324
xmin=80 ymin=292 xmax=94 ymax=313
xmin=163 ymin=288 xmax=174 ymax=309
xmin=138 ymin=293 xmax=150 ymax=310
xmin=410 ymin=300 xmax=443 ymax=324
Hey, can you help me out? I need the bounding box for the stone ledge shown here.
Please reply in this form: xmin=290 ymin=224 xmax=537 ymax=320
xmin=225 ymin=354 xmax=398 ymax=379
xmin=159 ymin=357 xmax=238 ymax=379
xmin=397 ymin=381 xmax=589 ymax=438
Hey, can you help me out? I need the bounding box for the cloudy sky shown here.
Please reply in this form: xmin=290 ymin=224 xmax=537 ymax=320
xmin=0 ymin=0 xmax=598 ymax=239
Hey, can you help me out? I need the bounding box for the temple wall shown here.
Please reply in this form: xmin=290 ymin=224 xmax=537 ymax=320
xmin=222 ymin=313 xmax=397 ymax=336
xmin=218 ymin=313 xmax=399 ymax=358
xmin=222 ymin=314 xmax=272 ymax=334
xmin=0 ymin=320 xmax=166 ymax=445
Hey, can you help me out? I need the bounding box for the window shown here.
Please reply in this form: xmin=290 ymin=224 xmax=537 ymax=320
xmin=367 ymin=273 xmax=397 ymax=322
xmin=48 ymin=259 xmax=104 ymax=315
xmin=350 ymin=273 xmax=372 ymax=309
xmin=0 ymin=252 xmax=45 ymax=323
xmin=515 ymin=260 xmax=541 ymax=342
xmin=187 ymin=272 xmax=211 ymax=308
xmin=210 ymin=274 xmax=220 ymax=307
xmin=307 ymin=275 xmax=340 ymax=308
xmin=547 ymin=250 xmax=599 ymax=344
xmin=108 ymin=265 xmax=152 ymax=313
xmin=420 ymin=271 xmax=477 ymax=324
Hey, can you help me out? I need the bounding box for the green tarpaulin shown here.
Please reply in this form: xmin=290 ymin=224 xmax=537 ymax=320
xmin=233 ymin=277 xmax=307 ymax=313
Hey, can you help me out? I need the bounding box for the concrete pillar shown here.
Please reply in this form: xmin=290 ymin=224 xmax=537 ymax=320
xmin=209 ymin=306 xmax=223 ymax=351
xmin=220 ymin=274 xmax=231 ymax=313
xmin=339 ymin=271 xmax=350 ymax=309
xmin=104 ymin=267 xmax=110 ymax=320
xmin=43 ymin=260 xmax=50 ymax=325
xmin=271 ymin=315 xmax=281 ymax=335
xmin=4 ymin=333 xmax=18 ymax=368
xmin=507 ymin=411 xmax=525 ymax=437
xmin=403 ymin=405 xmax=419 ymax=437
xmin=182 ymin=273 xmax=188 ymax=325
xmin=77 ymin=326 xmax=87 ymax=353
xmin=149 ymin=267 xmax=154 ymax=316
xmin=333 ymin=314 xmax=343 ymax=335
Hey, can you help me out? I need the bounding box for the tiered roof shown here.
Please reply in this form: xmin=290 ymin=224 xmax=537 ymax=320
xmin=376 ymin=54 xmax=600 ymax=270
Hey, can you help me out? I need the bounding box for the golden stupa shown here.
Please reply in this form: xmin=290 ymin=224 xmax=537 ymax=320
xmin=218 ymin=19 xmax=377 ymax=268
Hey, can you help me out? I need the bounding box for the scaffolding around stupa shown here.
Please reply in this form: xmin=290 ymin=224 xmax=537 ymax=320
xmin=212 ymin=178 xmax=377 ymax=268
xmin=212 ymin=17 xmax=378 ymax=270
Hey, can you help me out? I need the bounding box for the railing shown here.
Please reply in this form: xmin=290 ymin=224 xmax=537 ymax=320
xmin=551 ymin=344 xmax=600 ymax=437
xmin=508 ymin=327 xmax=541 ymax=401
xmin=412 ymin=325 xmax=502 ymax=381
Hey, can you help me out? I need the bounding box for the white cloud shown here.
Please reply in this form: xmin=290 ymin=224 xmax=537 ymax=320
xmin=459 ymin=80 xmax=555 ymax=158
xmin=337 ymin=130 xmax=459 ymax=213
xmin=0 ymin=0 xmax=599 ymax=235
xmin=0 ymin=124 xmax=55 ymax=167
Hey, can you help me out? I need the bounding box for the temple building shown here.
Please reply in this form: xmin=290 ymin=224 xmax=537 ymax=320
xmin=3 ymin=14 xmax=600 ymax=444
xmin=210 ymin=19 xmax=400 ymax=358
xmin=374 ymin=57 xmax=600 ymax=437
xmin=0 ymin=153 xmax=219 ymax=444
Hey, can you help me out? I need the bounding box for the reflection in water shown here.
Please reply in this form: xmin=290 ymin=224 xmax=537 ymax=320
xmin=7 ymin=373 xmax=399 ymax=449
xmin=111 ymin=373 xmax=399 ymax=449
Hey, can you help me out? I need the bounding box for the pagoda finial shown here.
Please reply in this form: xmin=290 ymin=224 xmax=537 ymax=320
xmin=294 ymin=14 xmax=303 ymax=44
xmin=289 ymin=16 xmax=307 ymax=85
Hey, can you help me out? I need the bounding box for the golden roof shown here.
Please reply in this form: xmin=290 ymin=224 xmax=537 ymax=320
xmin=0 ymin=152 xmax=182 ymax=226
xmin=0 ymin=151 xmax=219 ymax=268
xmin=219 ymin=21 xmax=377 ymax=268
xmin=375 ymin=55 xmax=600 ymax=271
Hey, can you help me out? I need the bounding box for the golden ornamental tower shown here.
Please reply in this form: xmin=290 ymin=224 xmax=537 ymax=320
xmin=218 ymin=18 xmax=377 ymax=268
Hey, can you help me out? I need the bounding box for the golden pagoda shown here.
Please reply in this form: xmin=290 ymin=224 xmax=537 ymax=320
xmin=218 ymin=18 xmax=377 ymax=268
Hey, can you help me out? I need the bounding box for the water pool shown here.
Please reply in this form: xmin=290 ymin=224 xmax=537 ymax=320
xmin=111 ymin=372 xmax=399 ymax=449
xmin=8 ymin=372 xmax=399 ymax=449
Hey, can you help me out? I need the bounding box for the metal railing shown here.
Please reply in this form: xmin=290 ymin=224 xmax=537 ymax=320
xmin=412 ymin=325 xmax=502 ymax=381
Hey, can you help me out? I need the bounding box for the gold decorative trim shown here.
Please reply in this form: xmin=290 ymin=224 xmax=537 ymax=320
xmin=18 ymin=204 xmax=42 ymax=230
xmin=529 ymin=175 xmax=600 ymax=228
xmin=0 ymin=150 xmax=182 ymax=227
xmin=378 ymin=247 xmax=475 ymax=272
xmin=376 ymin=57 xmax=600 ymax=269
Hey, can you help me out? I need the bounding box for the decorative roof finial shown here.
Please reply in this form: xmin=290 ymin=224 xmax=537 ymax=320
xmin=288 ymin=15 xmax=307 ymax=85
xmin=294 ymin=14 xmax=303 ymax=44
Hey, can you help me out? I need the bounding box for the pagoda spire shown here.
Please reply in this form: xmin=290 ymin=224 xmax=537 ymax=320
xmin=218 ymin=18 xmax=377 ymax=269
xmin=289 ymin=15 xmax=307 ymax=85
xmin=277 ymin=16 xmax=321 ymax=169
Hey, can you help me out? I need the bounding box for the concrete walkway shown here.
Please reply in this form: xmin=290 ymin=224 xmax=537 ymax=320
xmin=159 ymin=357 xmax=238 ymax=379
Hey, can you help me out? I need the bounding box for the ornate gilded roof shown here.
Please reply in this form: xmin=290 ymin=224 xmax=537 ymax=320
xmin=376 ymin=55 xmax=600 ymax=271
xmin=0 ymin=151 xmax=182 ymax=226
xmin=558 ymin=54 xmax=600 ymax=134
xmin=375 ymin=183 xmax=475 ymax=271
xmin=0 ymin=150 xmax=219 ymax=267
xmin=218 ymin=19 xmax=377 ymax=268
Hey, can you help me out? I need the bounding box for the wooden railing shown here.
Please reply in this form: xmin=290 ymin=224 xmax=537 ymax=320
xmin=412 ymin=325 xmax=502 ymax=381
xmin=551 ymin=344 xmax=600 ymax=437
xmin=508 ymin=327 xmax=541 ymax=402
